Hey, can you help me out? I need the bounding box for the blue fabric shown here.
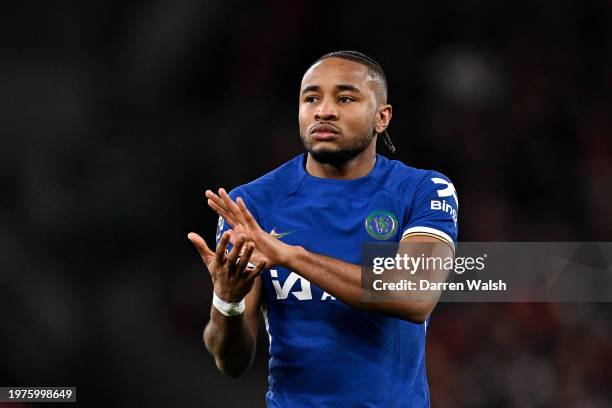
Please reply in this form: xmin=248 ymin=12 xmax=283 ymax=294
xmin=215 ymin=154 xmax=458 ymax=407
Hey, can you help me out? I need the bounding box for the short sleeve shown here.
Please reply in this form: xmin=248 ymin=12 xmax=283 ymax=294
xmin=402 ymin=171 xmax=459 ymax=248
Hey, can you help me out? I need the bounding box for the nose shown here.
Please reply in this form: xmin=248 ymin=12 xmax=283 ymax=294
xmin=314 ymin=97 xmax=338 ymax=121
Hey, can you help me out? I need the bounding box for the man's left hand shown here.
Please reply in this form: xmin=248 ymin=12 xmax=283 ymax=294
xmin=205 ymin=188 xmax=293 ymax=267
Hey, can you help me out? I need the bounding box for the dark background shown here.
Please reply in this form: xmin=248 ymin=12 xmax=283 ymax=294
xmin=1 ymin=1 xmax=611 ymax=407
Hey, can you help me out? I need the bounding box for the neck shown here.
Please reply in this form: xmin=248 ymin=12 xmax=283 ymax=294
xmin=305 ymin=142 xmax=377 ymax=180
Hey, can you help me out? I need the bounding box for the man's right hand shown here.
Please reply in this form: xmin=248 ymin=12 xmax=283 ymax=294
xmin=187 ymin=230 xmax=267 ymax=303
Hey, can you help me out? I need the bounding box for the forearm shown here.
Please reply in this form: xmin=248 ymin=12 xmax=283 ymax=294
xmin=203 ymin=308 xmax=257 ymax=378
xmin=284 ymin=246 xmax=432 ymax=322
xmin=202 ymin=191 xmax=444 ymax=322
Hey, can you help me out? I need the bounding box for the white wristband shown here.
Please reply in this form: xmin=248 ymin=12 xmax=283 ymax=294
xmin=212 ymin=292 xmax=246 ymax=317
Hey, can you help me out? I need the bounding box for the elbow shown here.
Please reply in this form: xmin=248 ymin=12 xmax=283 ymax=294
xmin=202 ymin=327 xmax=255 ymax=379
xmin=223 ymin=369 xmax=245 ymax=379
xmin=204 ymin=342 xmax=253 ymax=378
xmin=401 ymin=303 xmax=433 ymax=324
xmin=406 ymin=313 xmax=429 ymax=324
xmin=215 ymin=358 xmax=249 ymax=378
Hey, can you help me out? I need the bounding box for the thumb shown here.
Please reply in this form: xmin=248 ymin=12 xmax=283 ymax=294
xmin=187 ymin=232 xmax=215 ymax=263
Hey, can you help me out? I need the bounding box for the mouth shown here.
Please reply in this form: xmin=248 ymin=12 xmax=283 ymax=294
xmin=310 ymin=123 xmax=340 ymax=141
xmin=312 ymin=132 xmax=338 ymax=141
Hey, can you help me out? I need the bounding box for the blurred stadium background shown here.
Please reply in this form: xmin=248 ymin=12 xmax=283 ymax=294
xmin=1 ymin=1 xmax=611 ymax=407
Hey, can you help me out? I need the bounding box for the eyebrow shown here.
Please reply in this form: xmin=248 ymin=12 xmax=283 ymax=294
xmin=336 ymin=84 xmax=361 ymax=93
xmin=301 ymin=84 xmax=362 ymax=94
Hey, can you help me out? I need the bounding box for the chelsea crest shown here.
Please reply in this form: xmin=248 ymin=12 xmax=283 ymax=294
xmin=365 ymin=210 xmax=398 ymax=240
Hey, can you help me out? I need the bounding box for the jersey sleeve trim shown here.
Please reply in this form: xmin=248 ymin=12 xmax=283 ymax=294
xmin=401 ymin=226 xmax=455 ymax=250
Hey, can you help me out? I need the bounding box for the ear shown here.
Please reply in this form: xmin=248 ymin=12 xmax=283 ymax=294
xmin=375 ymin=104 xmax=392 ymax=134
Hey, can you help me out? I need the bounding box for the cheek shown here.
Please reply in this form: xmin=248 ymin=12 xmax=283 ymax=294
xmin=298 ymin=107 xmax=309 ymax=130
xmin=299 ymin=104 xmax=318 ymax=129
xmin=346 ymin=107 xmax=375 ymax=131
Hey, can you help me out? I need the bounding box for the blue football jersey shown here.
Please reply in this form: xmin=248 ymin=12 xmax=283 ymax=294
xmin=215 ymin=154 xmax=458 ymax=407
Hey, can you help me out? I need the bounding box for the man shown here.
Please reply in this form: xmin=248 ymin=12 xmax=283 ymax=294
xmin=188 ymin=51 xmax=458 ymax=407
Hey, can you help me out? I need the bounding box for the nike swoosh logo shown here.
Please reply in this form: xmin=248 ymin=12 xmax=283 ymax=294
xmin=270 ymin=228 xmax=294 ymax=240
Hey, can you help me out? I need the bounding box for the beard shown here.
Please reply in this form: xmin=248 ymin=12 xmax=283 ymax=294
xmin=300 ymin=126 xmax=376 ymax=167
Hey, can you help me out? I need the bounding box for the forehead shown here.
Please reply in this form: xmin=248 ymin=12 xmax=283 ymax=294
xmin=301 ymin=57 xmax=374 ymax=90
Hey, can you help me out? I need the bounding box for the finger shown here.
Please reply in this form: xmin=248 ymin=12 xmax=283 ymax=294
xmin=225 ymin=229 xmax=238 ymax=244
xmin=206 ymin=190 xmax=231 ymax=215
xmin=187 ymin=232 xmax=215 ymax=262
xmin=215 ymin=231 xmax=231 ymax=264
xmin=247 ymin=259 xmax=268 ymax=280
xmin=219 ymin=188 xmax=246 ymax=224
xmin=227 ymin=234 xmax=246 ymax=266
xmin=245 ymin=250 xmax=264 ymax=267
xmin=236 ymin=243 xmax=254 ymax=272
xmin=205 ymin=189 xmax=223 ymax=202
xmin=207 ymin=199 xmax=237 ymax=226
xmin=236 ymin=197 xmax=260 ymax=230
xmin=206 ymin=190 xmax=236 ymax=224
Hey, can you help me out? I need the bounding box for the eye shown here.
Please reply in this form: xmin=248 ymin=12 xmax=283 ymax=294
xmin=304 ymin=95 xmax=318 ymax=103
xmin=338 ymin=96 xmax=355 ymax=103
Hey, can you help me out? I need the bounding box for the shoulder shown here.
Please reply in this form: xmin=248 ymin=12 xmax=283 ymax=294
xmin=229 ymin=154 xmax=306 ymax=205
xmin=376 ymin=155 xmax=455 ymax=196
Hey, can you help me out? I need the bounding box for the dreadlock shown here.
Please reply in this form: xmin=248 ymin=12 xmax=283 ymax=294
xmin=382 ymin=130 xmax=396 ymax=154
xmin=307 ymin=51 xmax=396 ymax=154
